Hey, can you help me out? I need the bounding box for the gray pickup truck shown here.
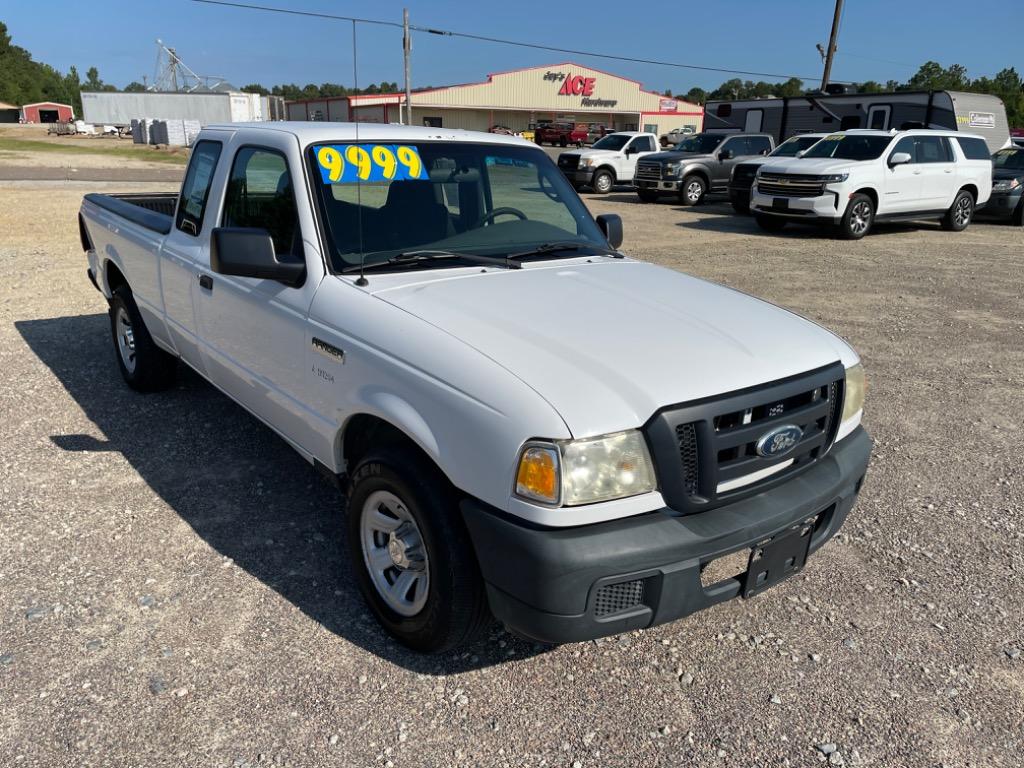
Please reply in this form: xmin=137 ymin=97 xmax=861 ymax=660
xmin=635 ymin=132 xmax=774 ymax=204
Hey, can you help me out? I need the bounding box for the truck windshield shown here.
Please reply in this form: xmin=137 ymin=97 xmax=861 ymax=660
xmin=308 ymin=142 xmax=608 ymax=272
xmin=592 ymin=134 xmax=631 ymax=151
xmin=993 ymin=148 xmax=1024 ymax=170
xmin=803 ymin=135 xmax=892 ymax=161
xmin=674 ymin=134 xmax=725 ymax=154
xmin=771 ymin=135 xmax=823 ymax=157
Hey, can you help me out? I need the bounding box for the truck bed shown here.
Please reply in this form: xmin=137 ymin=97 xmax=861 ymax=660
xmin=82 ymin=192 xmax=178 ymax=235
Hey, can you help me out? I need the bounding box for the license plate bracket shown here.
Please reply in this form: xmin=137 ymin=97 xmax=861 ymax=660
xmin=742 ymin=522 xmax=813 ymax=598
xmin=772 ymin=197 xmax=789 ymax=211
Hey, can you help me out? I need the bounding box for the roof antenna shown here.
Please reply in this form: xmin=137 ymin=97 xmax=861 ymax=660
xmin=352 ymin=19 xmax=369 ymax=287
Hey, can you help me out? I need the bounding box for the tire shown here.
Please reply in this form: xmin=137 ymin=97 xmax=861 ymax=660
xmin=679 ymin=175 xmax=706 ymax=206
xmin=108 ymin=285 xmax=176 ymax=392
xmin=592 ymin=169 xmax=614 ymax=194
xmin=559 ymin=136 xmax=567 ymax=147
xmin=638 ymin=190 xmax=660 ymax=203
xmin=840 ymin=193 xmax=874 ymax=239
xmin=731 ymin=201 xmax=751 ymax=215
xmin=1013 ymin=199 xmax=1024 ymax=227
xmin=347 ymin=447 xmax=491 ymax=653
xmin=941 ymin=189 xmax=975 ymax=231
xmin=755 ymin=214 xmax=787 ymax=232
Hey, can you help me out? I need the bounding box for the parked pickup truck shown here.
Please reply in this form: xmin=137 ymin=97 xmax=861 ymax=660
xmin=535 ymin=122 xmax=588 ymax=147
xmin=80 ymin=122 xmax=871 ymax=652
xmin=751 ymin=129 xmax=993 ymax=239
xmin=728 ymin=133 xmax=829 ymax=214
xmin=635 ymin=132 xmax=775 ymax=204
xmin=557 ymin=131 xmax=659 ymax=193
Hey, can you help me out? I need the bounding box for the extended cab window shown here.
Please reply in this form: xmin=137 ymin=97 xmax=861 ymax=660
xmin=175 ymin=141 xmax=222 ymax=236
xmin=222 ymin=147 xmax=300 ymax=256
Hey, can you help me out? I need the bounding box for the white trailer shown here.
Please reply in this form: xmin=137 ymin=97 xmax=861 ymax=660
xmin=81 ymin=91 xmax=280 ymax=127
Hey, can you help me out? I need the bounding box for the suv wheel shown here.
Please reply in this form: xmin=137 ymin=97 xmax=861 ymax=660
xmin=840 ymin=194 xmax=874 ymax=239
xmin=109 ymin=285 xmax=177 ymax=392
xmin=592 ymin=169 xmax=614 ymax=194
xmin=347 ymin=447 xmax=491 ymax=652
xmin=941 ymin=189 xmax=974 ymax=231
xmin=680 ymin=175 xmax=706 ymax=206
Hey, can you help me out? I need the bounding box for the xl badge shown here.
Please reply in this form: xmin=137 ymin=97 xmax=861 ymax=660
xmin=756 ymin=424 xmax=803 ymax=458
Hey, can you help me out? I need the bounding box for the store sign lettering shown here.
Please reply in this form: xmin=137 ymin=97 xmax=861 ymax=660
xmin=558 ymin=75 xmax=596 ymax=97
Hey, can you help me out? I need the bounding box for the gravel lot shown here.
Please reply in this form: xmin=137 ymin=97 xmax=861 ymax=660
xmin=1 ymin=178 xmax=1022 ymax=768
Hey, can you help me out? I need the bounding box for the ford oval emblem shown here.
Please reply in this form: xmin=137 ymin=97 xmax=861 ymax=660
xmin=756 ymin=424 xmax=803 ymax=458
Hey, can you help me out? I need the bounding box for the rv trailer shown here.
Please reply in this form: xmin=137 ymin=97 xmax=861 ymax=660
xmin=704 ymin=90 xmax=1010 ymax=153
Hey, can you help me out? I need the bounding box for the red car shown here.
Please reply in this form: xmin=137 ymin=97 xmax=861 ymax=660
xmin=534 ymin=122 xmax=587 ymax=147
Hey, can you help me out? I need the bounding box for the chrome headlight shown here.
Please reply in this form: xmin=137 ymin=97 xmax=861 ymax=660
xmin=822 ymin=172 xmax=849 ymax=183
xmin=515 ymin=430 xmax=657 ymax=506
xmin=841 ymin=363 xmax=866 ymax=423
xmin=664 ymin=162 xmax=680 ymax=176
xmin=993 ymin=178 xmax=1021 ymax=191
xmin=578 ymin=157 xmax=596 ymax=168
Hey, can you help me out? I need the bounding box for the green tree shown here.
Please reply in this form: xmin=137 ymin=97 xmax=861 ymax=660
xmin=684 ymin=87 xmax=706 ymax=104
xmin=241 ymin=83 xmax=269 ymax=95
xmin=123 ymin=81 xmax=146 ymax=92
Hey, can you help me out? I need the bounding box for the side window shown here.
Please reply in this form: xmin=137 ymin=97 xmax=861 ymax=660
xmin=890 ymin=136 xmax=916 ymax=163
xmin=643 ymin=136 xmax=657 ymax=152
xmin=175 ymin=140 xmax=222 ymax=236
xmin=955 ymin=136 xmax=991 ymax=160
xmin=716 ymin=103 xmax=732 ymax=118
xmin=915 ymin=136 xmax=950 ymax=163
xmin=721 ymin=137 xmax=748 ymax=156
xmin=222 ymin=147 xmax=299 ymax=257
xmin=748 ymin=136 xmax=772 ymax=155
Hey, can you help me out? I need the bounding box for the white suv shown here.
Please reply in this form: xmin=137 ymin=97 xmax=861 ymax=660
xmin=750 ymin=130 xmax=993 ymax=239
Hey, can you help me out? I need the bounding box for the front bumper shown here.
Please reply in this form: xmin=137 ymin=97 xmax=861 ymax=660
xmin=975 ymin=188 xmax=1022 ymax=220
xmin=462 ymin=426 xmax=871 ymax=644
xmin=636 ymin=177 xmax=681 ymax=192
xmin=563 ymin=168 xmax=595 ymax=187
xmin=751 ymin=187 xmax=843 ymax=223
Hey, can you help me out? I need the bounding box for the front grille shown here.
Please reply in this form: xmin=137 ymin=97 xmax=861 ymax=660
xmin=558 ymin=154 xmax=580 ymax=171
xmin=645 ymin=363 xmax=845 ymax=514
xmin=593 ymin=579 xmax=646 ymax=618
xmin=757 ymin=173 xmax=827 ymax=197
xmin=636 ymin=162 xmax=663 ymax=181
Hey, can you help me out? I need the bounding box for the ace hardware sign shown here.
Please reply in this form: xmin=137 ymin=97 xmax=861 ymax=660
xmin=543 ymin=71 xmax=618 ymax=108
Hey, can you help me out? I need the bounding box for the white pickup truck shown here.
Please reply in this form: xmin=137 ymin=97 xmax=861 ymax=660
xmin=80 ymin=122 xmax=871 ymax=652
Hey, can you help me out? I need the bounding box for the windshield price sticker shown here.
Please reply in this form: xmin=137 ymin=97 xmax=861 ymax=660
xmin=316 ymin=144 xmax=426 ymax=183
xmin=826 ymin=134 xmax=845 ymax=141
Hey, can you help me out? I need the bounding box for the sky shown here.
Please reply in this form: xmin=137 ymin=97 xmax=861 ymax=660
xmin=2 ymin=0 xmax=1021 ymax=95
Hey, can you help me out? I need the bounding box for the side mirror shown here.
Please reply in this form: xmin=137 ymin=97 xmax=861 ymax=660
xmin=795 ymin=150 xmax=806 ymax=158
xmin=625 ymin=146 xmax=638 ymax=155
xmin=889 ymin=152 xmax=912 ymax=167
xmin=211 ymin=227 xmax=305 ymax=287
xmin=719 ymin=150 xmax=732 ymax=160
xmin=596 ymin=213 xmax=623 ymax=249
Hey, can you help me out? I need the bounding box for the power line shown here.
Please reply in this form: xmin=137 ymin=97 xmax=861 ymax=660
xmin=191 ymin=0 xmax=846 ymax=84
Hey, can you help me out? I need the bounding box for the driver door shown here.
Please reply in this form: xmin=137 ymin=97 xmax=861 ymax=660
xmin=715 ymin=137 xmax=748 ymax=187
xmin=622 ymin=135 xmax=656 ymax=180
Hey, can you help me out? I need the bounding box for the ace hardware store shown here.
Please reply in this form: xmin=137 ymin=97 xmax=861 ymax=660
xmin=286 ymin=62 xmax=704 ymax=137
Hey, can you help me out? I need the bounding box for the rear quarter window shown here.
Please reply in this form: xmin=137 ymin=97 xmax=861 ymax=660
xmin=956 ymin=136 xmax=992 ymax=161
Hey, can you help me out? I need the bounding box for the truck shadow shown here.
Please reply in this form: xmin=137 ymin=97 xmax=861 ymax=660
xmin=16 ymin=313 xmax=545 ymax=674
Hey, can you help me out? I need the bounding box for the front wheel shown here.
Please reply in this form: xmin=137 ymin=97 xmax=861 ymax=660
xmin=347 ymin=448 xmax=491 ymax=652
xmin=591 ymin=169 xmax=614 ymax=194
xmin=840 ymin=193 xmax=874 ymax=239
xmin=679 ymin=175 xmax=706 ymax=206
xmin=109 ymin=286 xmax=176 ymax=392
xmin=941 ymin=189 xmax=975 ymax=231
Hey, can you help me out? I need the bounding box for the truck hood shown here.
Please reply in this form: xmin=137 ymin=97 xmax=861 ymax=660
xmin=561 ymin=148 xmax=620 ymax=160
xmin=758 ymin=157 xmax=862 ymax=175
xmin=368 ymin=260 xmax=856 ymax=437
xmin=640 ymin=150 xmax=713 ymax=164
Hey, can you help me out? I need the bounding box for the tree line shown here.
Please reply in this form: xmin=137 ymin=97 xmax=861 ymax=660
xmin=672 ymin=62 xmax=1023 ymax=126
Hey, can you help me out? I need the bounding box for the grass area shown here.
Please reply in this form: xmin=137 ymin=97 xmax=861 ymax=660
xmin=0 ymin=137 xmax=189 ymax=165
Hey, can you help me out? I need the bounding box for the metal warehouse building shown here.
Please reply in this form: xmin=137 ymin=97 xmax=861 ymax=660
xmin=286 ymin=62 xmax=703 ymax=137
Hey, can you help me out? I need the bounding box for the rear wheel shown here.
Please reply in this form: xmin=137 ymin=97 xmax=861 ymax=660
xmin=347 ymin=447 xmax=491 ymax=652
xmin=941 ymin=189 xmax=975 ymax=231
xmin=840 ymin=193 xmax=874 ymax=239
xmin=592 ymin=169 xmax=614 ymax=194
xmin=109 ymin=286 xmax=176 ymax=392
xmin=679 ymin=175 xmax=706 ymax=206
xmin=755 ymin=214 xmax=787 ymax=232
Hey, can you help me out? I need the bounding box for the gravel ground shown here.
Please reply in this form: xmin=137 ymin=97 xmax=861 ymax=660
xmin=1 ymin=180 xmax=1022 ymax=768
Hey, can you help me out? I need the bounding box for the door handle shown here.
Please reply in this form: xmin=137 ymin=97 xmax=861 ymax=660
xmin=198 ymin=274 xmax=213 ymax=290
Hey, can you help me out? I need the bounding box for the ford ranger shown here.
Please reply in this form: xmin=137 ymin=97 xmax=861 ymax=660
xmin=635 ymin=132 xmax=774 ymax=204
xmin=80 ymin=123 xmax=871 ymax=652
xmin=557 ymin=131 xmax=659 ymax=193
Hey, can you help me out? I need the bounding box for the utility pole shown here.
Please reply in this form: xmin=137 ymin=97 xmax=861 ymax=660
xmin=819 ymin=0 xmax=843 ymax=92
xmin=403 ymin=9 xmax=412 ymax=125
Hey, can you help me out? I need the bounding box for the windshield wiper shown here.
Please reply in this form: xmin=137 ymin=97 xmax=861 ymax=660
xmin=507 ymin=242 xmax=624 ymax=261
xmin=342 ymin=249 xmax=521 ymax=274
